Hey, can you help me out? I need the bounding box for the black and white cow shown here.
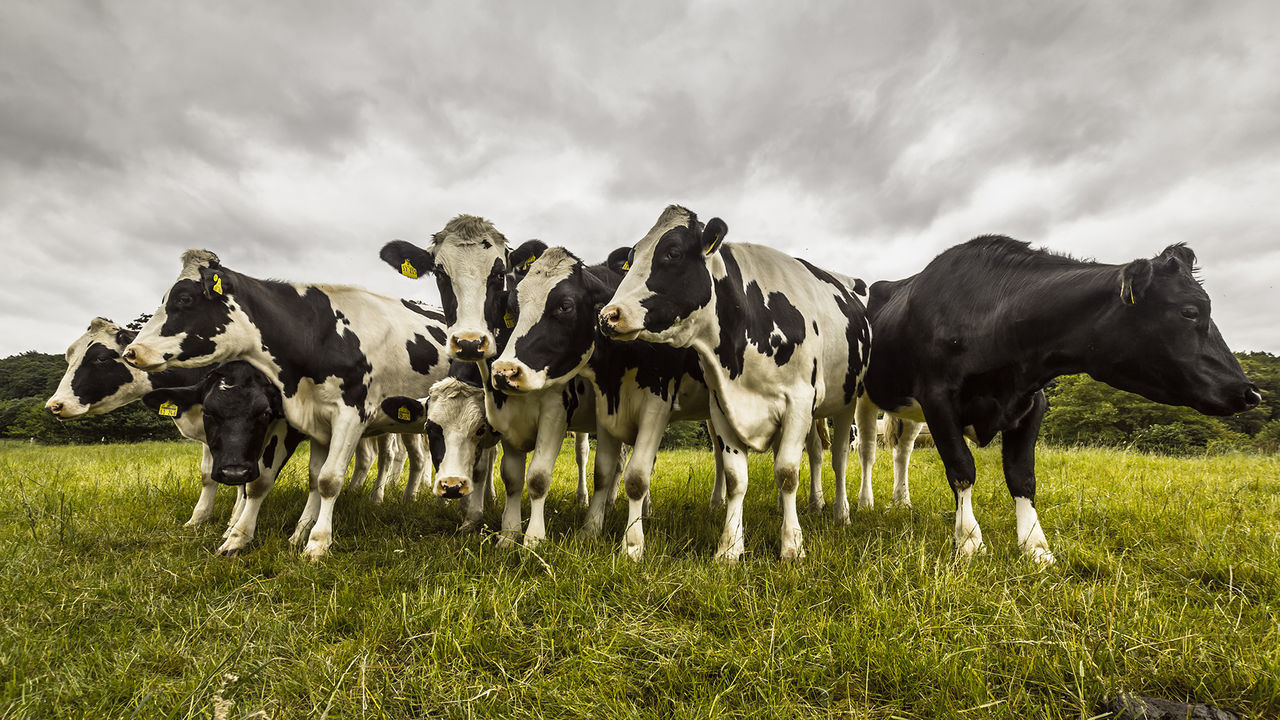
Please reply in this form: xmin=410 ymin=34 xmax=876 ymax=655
xmin=380 ymin=215 xmax=593 ymax=507
xmin=599 ymin=205 xmax=872 ymax=561
xmin=855 ymin=236 xmax=1261 ymax=562
xmin=123 ymin=250 xmax=451 ymax=559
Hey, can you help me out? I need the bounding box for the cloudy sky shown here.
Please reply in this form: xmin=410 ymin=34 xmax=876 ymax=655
xmin=2 ymin=1 xmax=1277 ymax=358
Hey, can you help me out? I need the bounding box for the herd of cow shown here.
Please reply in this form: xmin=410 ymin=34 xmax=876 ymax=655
xmin=44 ymin=206 xmax=1261 ymax=564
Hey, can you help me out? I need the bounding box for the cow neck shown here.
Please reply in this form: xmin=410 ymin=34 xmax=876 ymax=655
xmin=147 ymin=365 xmax=210 ymax=392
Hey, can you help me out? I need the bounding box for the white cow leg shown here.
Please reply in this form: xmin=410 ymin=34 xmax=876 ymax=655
xmin=303 ymin=419 xmax=363 ymax=561
xmin=621 ymin=417 xmax=666 ymax=561
xmin=582 ymin=429 xmax=623 ymax=538
xmin=523 ymin=412 xmax=569 ymax=549
xmin=574 ymin=432 xmax=591 ymax=508
xmin=804 ymin=421 xmax=826 ymax=513
xmin=891 ymin=418 xmax=923 ymax=507
xmin=400 ymin=435 xmax=429 ymax=503
xmin=776 ymin=413 xmax=812 ymax=560
xmin=185 ymin=445 xmax=218 ymax=527
xmin=347 ymin=437 xmax=375 ymax=494
xmin=1014 ymin=497 xmax=1053 ymax=564
xmin=218 ymin=474 xmax=274 ymax=556
xmin=370 ymin=434 xmax=407 ymax=505
xmin=708 ymin=420 xmax=726 ymax=510
xmin=953 ymin=486 xmax=985 ymax=558
xmin=710 ymin=405 xmax=749 ymax=563
xmin=853 ymin=397 xmax=878 ymax=513
xmin=498 ymin=442 xmax=526 ymax=548
xmin=289 ymin=442 xmax=328 ymax=548
xmin=224 ymin=485 xmax=247 ymax=538
xmin=461 ymin=445 xmax=497 ymax=532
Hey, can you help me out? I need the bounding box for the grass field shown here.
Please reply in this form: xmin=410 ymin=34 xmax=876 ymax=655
xmin=0 ymin=440 xmax=1277 ymax=719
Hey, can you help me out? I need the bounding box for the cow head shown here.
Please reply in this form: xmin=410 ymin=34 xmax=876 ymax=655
xmin=143 ymin=361 xmax=287 ymax=485
xmin=490 ymin=243 xmax=619 ymax=394
xmin=380 ymin=214 xmax=509 ymax=361
xmin=46 ymin=317 xmax=147 ymax=418
xmin=1094 ymin=244 xmax=1260 ymax=416
xmin=123 ymin=250 xmax=257 ymax=372
xmin=599 ymin=205 xmax=726 ymax=347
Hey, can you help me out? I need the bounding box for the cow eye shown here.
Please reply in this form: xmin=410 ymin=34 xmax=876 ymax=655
xmin=557 ymin=298 xmax=575 ymax=315
xmin=1181 ymin=307 xmax=1200 ymax=320
xmin=176 ymin=293 xmax=194 ymax=308
xmin=664 ymin=247 xmax=683 ymax=262
xmin=474 ymin=425 xmax=486 ymax=436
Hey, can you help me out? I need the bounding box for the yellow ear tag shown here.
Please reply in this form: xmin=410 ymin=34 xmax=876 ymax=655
xmin=621 ymin=260 xmax=630 ymax=271
xmin=400 ymin=259 xmax=418 ymax=279
xmin=504 ymin=311 xmax=516 ymax=329
xmin=397 ymin=405 xmax=412 ymax=422
xmin=212 ymin=274 xmax=223 ymax=295
xmin=705 ymin=232 xmax=722 ymax=255
xmin=158 ymin=401 xmax=179 ymax=417
xmin=520 ymin=254 xmax=538 ymax=272
xmin=1128 ymin=285 xmax=1135 ymax=304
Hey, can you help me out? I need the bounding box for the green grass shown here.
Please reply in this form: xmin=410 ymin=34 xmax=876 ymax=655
xmin=1 ymin=440 xmax=1277 ymax=719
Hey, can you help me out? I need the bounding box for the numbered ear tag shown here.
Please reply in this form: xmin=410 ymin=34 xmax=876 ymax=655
xmin=705 ymin=232 xmax=721 ymax=256
xmin=400 ymin=259 xmax=418 ymax=279
xmin=520 ymin=255 xmax=537 ymax=272
xmin=212 ymin=274 xmax=224 ymax=295
xmin=504 ymin=312 xmax=516 ymax=329
xmin=158 ymin=401 xmax=179 ymax=417
xmin=621 ymin=260 xmax=630 ymax=271
xmin=396 ymin=406 xmax=412 ymax=422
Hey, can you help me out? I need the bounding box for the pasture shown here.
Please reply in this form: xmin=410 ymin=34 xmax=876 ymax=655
xmin=1 ymin=440 xmax=1277 ymax=719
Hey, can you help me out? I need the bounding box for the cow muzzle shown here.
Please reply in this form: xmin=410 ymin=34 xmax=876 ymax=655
xmin=44 ymin=399 xmax=85 ymax=419
xmin=598 ymin=305 xmax=641 ymax=341
xmin=214 ymin=464 xmax=257 ymax=486
xmin=450 ymin=332 xmax=492 ymax=361
xmin=435 ymin=476 xmax=471 ymax=499
xmin=490 ymin=360 xmax=534 ymax=393
xmin=122 ymin=344 xmax=168 ymax=372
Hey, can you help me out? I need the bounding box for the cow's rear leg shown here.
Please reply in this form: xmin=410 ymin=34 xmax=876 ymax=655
xmin=852 ymin=395 xmax=879 ymax=517
xmin=185 ymin=445 xmax=218 ymax=527
xmin=708 ymin=420 xmax=726 ymax=510
xmin=804 ymin=420 xmax=826 ymax=513
xmin=302 ymin=417 xmax=363 ymax=560
xmin=369 ymin=434 xmax=407 ymax=505
xmin=1004 ymin=391 xmax=1053 ymax=564
xmin=775 ymin=410 xmax=813 ymax=560
xmin=710 ymin=403 xmax=750 ymax=563
xmin=582 ymin=429 xmax=623 ymax=538
xmin=890 ymin=417 xmax=923 ymax=508
xmin=573 ymin=432 xmax=590 ymax=508
xmin=921 ymin=397 xmax=984 ymax=558
xmin=346 ymin=437 xmax=375 ymax=494
xmin=497 ymin=442 xmax=527 ymax=548
xmin=289 ymin=443 xmax=328 ymax=548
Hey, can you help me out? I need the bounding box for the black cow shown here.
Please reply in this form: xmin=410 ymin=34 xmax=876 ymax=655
xmin=856 ymin=236 xmax=1260 ymax=562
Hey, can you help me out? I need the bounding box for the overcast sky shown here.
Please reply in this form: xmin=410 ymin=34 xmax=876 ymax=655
xmin=2 ymin=1 xmax=1277 ymax=359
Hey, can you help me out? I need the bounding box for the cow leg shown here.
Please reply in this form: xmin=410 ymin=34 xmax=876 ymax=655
xmin=370 ymin=434 xmax=407 ymax=505
xmin=218 ymin=475 xmax=272 ymax=555
xmin=710 ymin=402 xmax=750 ymax=563
xmin=498 ymin=441 xmax=527 ymax=548
xmin=1004 ymin=391 xmax=1053 ymax=564
xmin=462 ymin=445 xmax=497 ymax=532
xmin=485 ymin=449 xmax=497 ymax=503
xmin=621 ymin=406 xmax=670 ymax=561
xmin=523 ymin=409 xmax=570 ymax=549
xmin=775 ymin=410 xmax=813 ymax=560
xmin=289 ymin=442 xmax=328 ymax=548
xmin=401 ymin=434 xmax=429 ymax=503
xmin=708 ymin=420 xmax=726 ymax=510
xmin=890 ymin=417 xmax=923 ymax=507
xmin=347 ymin=437 xmax=375 ymax=494
xmin=582 ymin=429 xmax=623 ymax=538
xmin=804 ymin=421 xmax=826 ymax=513
xmin=921 ymin=397 xmax=984 ymax=558
xmin=823 ymin=409 xmax=854 ymax=524
xmin=852 ymin=395 xmax=879 ymax=518
xmin=302 ymin=417 xmax=364 ymax=560
xmin=574 ymin=432 xmax=591 ymax=508
xmin=184 ymin=445 xmax=218 ymax=527
xmin=225 ymin=485 xmax=246 ymax=538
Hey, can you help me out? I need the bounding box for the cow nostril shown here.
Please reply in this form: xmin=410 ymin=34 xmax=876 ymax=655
xmin=47 ymin=402 xmax=62 ymax=416
xmin=123 ymin=349 xmax=136 ymax=362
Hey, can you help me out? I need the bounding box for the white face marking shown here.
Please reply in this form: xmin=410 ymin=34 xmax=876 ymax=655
xmin=493 ymin=249 xmax=589 ymax=391
xmin=430 ymin=221 xmax=508 ymax=358
xmin=427 ymin=378 xmax=492 ymax=494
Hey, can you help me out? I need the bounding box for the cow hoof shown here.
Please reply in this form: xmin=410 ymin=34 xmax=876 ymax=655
xmin=889 ymin=499 xmax=913 ymax=510
xmin=622 ymin=544 xmax=644 ymax=562
xmin=523 ymin=534 xmax=544 ymax=550
xmin=807 ymin=499 xmax=825 ymax=514
xmin=495 ymin=533 xmax=518 ymax=549
xmin=183 ymin=518 xmax=204 ymax=529
xmin=369 ymin=492 xmax=385 ymax=506
xmin=575 ymin=492 xmax=590 ymax=508
xmin=217 ymin=543 xmax=246 ymax=557
xmin=1023 ymin=546 xmax=1056 ymax=565
xmin=780 ymin=545 xmax=806 ymax=561
xmin=458 ymin=520 xmax=480 ymax=534
xmin=713 ymin=546 xmax=743 ymax=564
xmin=955 ymin=539 xmax=986 ymax=559
xmin=302 ymin=542 xmax=330 ymax=561
xmin=709 ymin=499 xmax=725 ymax=511
xmin=578 ymin=523 xmax=602 ymax=540
xmin=833 ymin=510 xmax=851 ymax=527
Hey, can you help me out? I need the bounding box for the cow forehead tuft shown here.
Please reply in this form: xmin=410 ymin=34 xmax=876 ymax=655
xmin=179 ymin=249 xmax=220 ymax=279
xmin=428 ymin=377 xmax=484 ymax=401
xmin=432 ymin=214 xmax=508 ymax=249
xmin=639 ymin=206 xmax=698 ymax=246
xmin=525 ymin=247 xmax=580 ymax=280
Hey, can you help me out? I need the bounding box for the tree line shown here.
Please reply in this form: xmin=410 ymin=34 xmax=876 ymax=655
xmin=2 ymin=348 xmax=1277 ymax=454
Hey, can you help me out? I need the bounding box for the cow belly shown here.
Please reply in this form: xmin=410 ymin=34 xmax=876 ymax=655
xmin=884 ymin=398 xmax=927 ymax=424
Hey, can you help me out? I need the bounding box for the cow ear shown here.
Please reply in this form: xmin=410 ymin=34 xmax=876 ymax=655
xmin=199 ymin=266 xmax=229 ymax=300
xmin=1158 ymin=243 xmax=1197 ymax=275
xmin=702 ymin=218 xmax=727 ymax=256
xmin=1120 ymin=258 xmax=1154 ymax=305
xmin=141 ymin=385 xmax=203 ymax=415
xmin=381 ymin=396 xmax=425 ymax=425
xmin=509 ymin=240 xmax=547 ymax=279
xmin=606 ymin=246 xmax=632 ymax=275
xmin=582 ymin=269 xmax=617 ymax=308
xmin=380 ymin=240 xmax=435 ymax=280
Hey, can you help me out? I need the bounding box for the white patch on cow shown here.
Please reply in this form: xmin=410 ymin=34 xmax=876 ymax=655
xmin=1014 ymin=497 xmax=1054 ymax=564
xmin=427 ymin=377 xmax=492 ymax=496
xmin=954 ymin=486 xmax=985 ymax=558
xmin=430 ymin=215 xmax=510 ymax=356
xmin=179 ymin=249 xmax=220 ymax=279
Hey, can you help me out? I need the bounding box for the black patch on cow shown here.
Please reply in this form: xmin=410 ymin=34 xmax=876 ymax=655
xmin=639 ymin=224 xmax=714 ymax=333
xmin=797 ymin=258 xmax=871 ymax=403
xmin=511 ymin=258 xmax=615 ymax=382
xmin=406 ymin=334 xmax=441 ymax=376
xmin=160 ymin=276 xmax=233 ymax=362
xmin=712 ymin=247 xmax=807 ymax=379
xmin=427 ymin=326 xmax=446 ymax=345
xmin=562 ymin=377 xmax=582 ymax=417
xmin=592 ymin=338 xmax=697 ymax=414
xmin=400 ymin=299 xmax=447 ymax=324
xmin=424 ymin=420 xmax=445 ymax=470
xmin=261 ymin=434 xmax=279 ymax=468
xmin=436 ymin=270 xmax=459 ymax=326
xmin=482 ymin=258 xmax=509 ymax=336
xmin=69 ymin=342 xmax=136 ymax=405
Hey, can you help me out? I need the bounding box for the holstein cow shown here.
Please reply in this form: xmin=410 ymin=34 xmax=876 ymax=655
xmin=599 ymin=205 xmax=872 ymax=561
xmin=493 ymin=243 xmax=834 ymax=560
xmin=380 ymin=215 xmax=593 ymax=507
xmin=123 ymin=250 xmax=451 ymax=559
xmin=856 ymin=236 xmax=1260 ymax=563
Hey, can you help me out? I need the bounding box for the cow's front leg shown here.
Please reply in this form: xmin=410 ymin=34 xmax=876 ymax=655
xmin=1004 ymin=391 xmax=1053 ymax=564
xmin=710 ymin=403 xmax=749 ymax=563
xmin=921 ymin=396 xmax=984 ymax=558
xmin=185 ymin=445 xmax=218 ymax=527
xmin=852 ymin=395 xmax=878 ymax=516
xmin=582 ymin=428 xmax=623 ymax=538
xmin=224 ymin=485 xmax=247 ymax=538
xmin=303 ymin=416 xmax=364 ymax=561
xmin=219 ymin=475 xmax=272 ymax=555
xmin=804 ymin=420 xmax=826 ymax=513
xmin=497 ymin=441 xmax=527 ymax=548
xmin=573 ymin=432 xmax=591 ymax=508
xmin=400 ymin=434 xmax=430 ymax=503
xmin=707 ymin=420 xmax=726 ymax=510
xmin=890 ymin=416 xmax=923 ymax=508
xmin=621 ymin=408 xmax=669 ymax=561
xmin=523 ymin=407 xmax=570 ymax=549
xmin=288 ymin=441 xmax=328 ymax=548
xmin=461 ymin=445 xmax=497 ymax=532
